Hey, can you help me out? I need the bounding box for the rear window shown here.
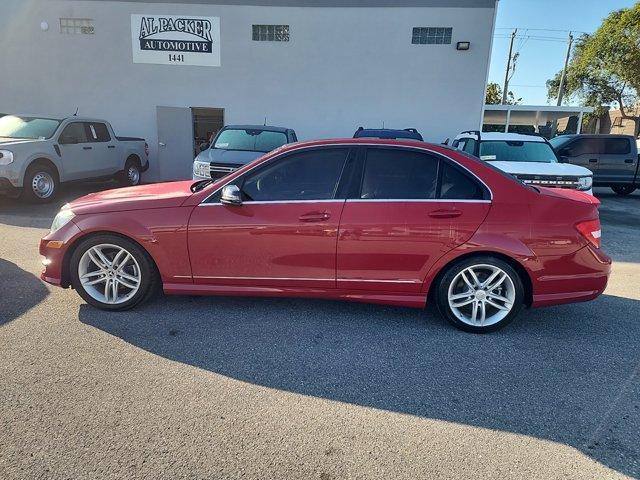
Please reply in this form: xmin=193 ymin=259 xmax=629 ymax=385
xmin=479 ymin=141 xmax=558 ymax=163
xmin=214 ymin=128 xmax=288 ymax=153
xmin=604 ymin=138 xmax=630 ymax=155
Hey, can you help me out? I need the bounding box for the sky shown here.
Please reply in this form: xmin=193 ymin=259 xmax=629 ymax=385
xmin=487 ymin=0 xmax=637 ymax=106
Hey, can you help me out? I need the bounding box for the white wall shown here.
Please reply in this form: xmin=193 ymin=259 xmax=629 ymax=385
xmin=0 ymin=0 xmax=496 ymax=181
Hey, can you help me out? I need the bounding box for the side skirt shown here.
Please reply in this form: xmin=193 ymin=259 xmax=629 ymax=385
xmin=163 ymin=283 xmax=427 ymax=309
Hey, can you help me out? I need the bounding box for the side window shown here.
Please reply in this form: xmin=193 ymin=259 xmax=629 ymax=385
xmin=360 ymin=148 xmax=438 ymax=199
xmin=566 ymin=138 xmax=603 ymax=156
xmin=89 ymin=123 xmax=111 ymax=142
xmin=451 ymin=139 xmax=460 ymax=148
xmin=440 ymin=162 xmax=485 ymax=200
xmin=241 ymin=148 xmax=348 ymax=202
xmin=58 ymin=122 xmax=88 ymax=144
xmin=603 ymin=138 xmax=630 ymax=155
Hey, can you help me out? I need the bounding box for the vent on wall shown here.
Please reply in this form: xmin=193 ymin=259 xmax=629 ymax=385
xmin=59 ymin=18 xmax=95 ymax=35
xmin=412 ymin=27 xmax=452 ymax=45
xmin=252 ymin=24 xmax=290 ymax=42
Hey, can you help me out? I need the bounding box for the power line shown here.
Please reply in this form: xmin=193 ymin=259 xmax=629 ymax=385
xmin=495 ymin=27 xmax=589 ymax=34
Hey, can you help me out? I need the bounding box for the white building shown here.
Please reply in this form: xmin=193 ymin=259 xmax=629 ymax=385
xmin=0 ymin=0 xmax=498 ymax=181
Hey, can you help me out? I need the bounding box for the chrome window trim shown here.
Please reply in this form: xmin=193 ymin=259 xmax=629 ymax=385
xmin=199 ymin=142 xmax=494 ymax=205
xmin=345 ymin=199 xmax=492 ymax=204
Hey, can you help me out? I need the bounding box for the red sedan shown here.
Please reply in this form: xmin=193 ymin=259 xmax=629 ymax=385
xmin=40 ymin=139 xmax=610 ymax=333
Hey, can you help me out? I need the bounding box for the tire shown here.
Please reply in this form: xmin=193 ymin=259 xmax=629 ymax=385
xmin=69 ymin=234 xmax=159 ymax=311
xmin=435 ymin=256 xmax=525 ymax=333
xmin=611 ymin=185 xmax=636 ymax=195
xmin=119 ymin=157 xmax=142 ymax=187
xmin=21 ymin=163 xmax=59 ymax=203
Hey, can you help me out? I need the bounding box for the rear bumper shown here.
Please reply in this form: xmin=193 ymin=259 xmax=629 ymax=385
xmin=531 ymin=245 xmax=611 ymax=307
xmin=140 ymin=159 xmax=150 ymax=172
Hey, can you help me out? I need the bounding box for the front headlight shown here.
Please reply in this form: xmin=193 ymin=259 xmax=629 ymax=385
xmin=50 ymin=207 xmax=75 ymax=233
xmin=0 ymin=150 xmax=14 ymax=165
xmin=193 ymin=160 xmax=210 ymax=178
xmin=577 ymin=176 xmax=593 ymax=191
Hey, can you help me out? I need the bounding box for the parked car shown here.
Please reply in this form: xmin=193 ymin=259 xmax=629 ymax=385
xmin=193 ymin=125 xmax=297 ymax=180
xmin=452 ymin=131 xmax=594 ymax=195
xmin=0 ymin=115 xmax=148 ymax=202
xmin=549 ymin=134 xmax=640 ymax=195
xmin=40 ymin=138 xmax=610 ymax=333
xmin=354 ymin=127 xmax=424 ymax=141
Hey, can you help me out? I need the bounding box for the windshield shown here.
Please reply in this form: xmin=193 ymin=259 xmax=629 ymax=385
xmin=213 ymin=129 xmax=288 ymax=153
xmin=0 ymin=115 xmax=61 ymax=139
xmin=479 ymin=141 xmax=558 ymax=163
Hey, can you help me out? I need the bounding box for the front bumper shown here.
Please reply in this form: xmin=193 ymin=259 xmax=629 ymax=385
xmin=39 ymin=220 xmax=83 ymax=287
xmin=530 ymin=244 xmax=611 ymax=307
xmin=0 ymin=177 xmax=21 ymax=196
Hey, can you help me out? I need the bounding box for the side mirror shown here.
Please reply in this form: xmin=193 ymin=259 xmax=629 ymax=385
xmin=199 ymin=142 xmax=210 ymax=152
xmin=221 ymin=185 xmax=242 ymax=206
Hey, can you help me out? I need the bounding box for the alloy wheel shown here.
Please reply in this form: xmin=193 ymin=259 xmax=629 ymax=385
xmin=77 ymin=244 xmax=141 ymax=304
xmin=447 ymin=264 xmax=516 ymax=327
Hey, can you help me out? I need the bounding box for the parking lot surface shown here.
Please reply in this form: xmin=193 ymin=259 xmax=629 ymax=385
xmin=1 ymin=183 xmax=639 ymax=479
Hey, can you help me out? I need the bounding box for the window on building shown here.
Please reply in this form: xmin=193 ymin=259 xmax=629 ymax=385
xmin=59 ymin=18 xmax=95 ymax=35
xmin=252 ymin=24 xmax=290 ymax=42
xmin=412 ymin=27 xmax=453 ymax=45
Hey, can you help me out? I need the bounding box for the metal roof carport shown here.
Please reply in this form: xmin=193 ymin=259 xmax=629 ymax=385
xmin=483 ymin=105 xmax=595 ymax=133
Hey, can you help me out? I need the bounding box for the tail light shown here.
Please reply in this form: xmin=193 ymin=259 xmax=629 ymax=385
xmin=144 ymin=142 xmax=149 ymax=157
xmin=575 ymin=218 xmax=601 ymax=248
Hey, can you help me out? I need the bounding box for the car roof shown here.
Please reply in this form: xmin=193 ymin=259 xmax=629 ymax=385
xmin=456 ymin=132 xmax=547 ymax=143
xmin=222 ymin=125 xmax=291 ymax=133
xmin=270 ymin=138 xmax=440 ymax=155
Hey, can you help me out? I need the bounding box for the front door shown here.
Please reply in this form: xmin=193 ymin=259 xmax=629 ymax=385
xmin=337 ymin=147 xmax=491 ymax=293
xmin=57 ymin=122 xmax=96 ymax=180
xmin=187 ymin=147 xmax=352 ymax=289
xmin=156 ymin=106 xmax=194 ymax=181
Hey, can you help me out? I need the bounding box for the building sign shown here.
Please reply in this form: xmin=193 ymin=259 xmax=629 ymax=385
xmin=131 ymin=14 xmax=221 ymax=66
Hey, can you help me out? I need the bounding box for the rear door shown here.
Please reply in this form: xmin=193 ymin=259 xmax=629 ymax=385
xmin=87 ymin=122 xmax=119 ymax=176
xmin=597 ymin=137 xmax=636 ymax=184
xmin=57 ymin=122 xmax=95 ymax=180
xmin=336 ymin=147 xmax=490 ymax=293
xmin=188 ymin=147 xmax=352 ymax=289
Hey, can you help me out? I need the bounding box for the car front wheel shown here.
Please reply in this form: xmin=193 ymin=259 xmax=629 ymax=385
xmin=22 ymin=164 xmax=59 ymax=203
xmin=69 ymin=234 xmax=159 ymax=311
xmin=436 ymin=257 xmax=524 ymax=333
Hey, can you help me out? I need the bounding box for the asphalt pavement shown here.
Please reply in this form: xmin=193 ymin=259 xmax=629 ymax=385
xmin=0 ymin=183 xmax=639 ymax=479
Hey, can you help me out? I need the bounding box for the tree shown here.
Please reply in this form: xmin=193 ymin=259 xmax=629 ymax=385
xmin=485 ymin=82 xmax=521 ymax=105
xmin=547 ymin=4 xmax=640 ymax=130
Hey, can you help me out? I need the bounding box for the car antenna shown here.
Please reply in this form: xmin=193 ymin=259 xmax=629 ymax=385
xmin=73 ymin=107 xmax=79 ymax=116
xmin=264 ymin=116 xmax=267 ymax=126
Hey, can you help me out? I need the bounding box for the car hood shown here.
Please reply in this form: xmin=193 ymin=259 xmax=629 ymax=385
xmin=0 ymin=137 xmax=43 ymax=146
xmin=195 ymin=148 xmax=265 ymax=165
xmin=68 ymin=181 xmax=195 ymax=215
xmin=487 ymin=161 xmax=592 ymax=177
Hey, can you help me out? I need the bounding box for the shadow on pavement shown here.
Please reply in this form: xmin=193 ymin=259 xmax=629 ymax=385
xmin=0 ymin=258 xmax=49 ymax=325
xmin=80 ymin=293 xmax=640 ymax=478
xmin=0 ymin=181 xmax=121 ymax=228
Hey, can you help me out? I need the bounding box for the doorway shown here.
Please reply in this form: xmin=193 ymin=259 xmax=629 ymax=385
xmin=192 ymin=107 xmax=224 ymax=157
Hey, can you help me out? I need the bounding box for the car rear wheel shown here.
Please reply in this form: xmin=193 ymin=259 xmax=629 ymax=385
xmin=22 ymin=164 xmax=59 ymax=203
xmin=119 ymin=158 xmax=142 ymax=186
xmin=69 ymin=234 xmax=159 ymax=311
xmin=611 ymin=185 xmax=636 ymax=195
xmin=436 ymin=256 xmax=524 ymax=333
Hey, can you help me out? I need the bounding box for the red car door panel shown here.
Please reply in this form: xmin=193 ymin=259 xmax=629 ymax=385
xmin=188 ymin=201 xmax=344 ymax=288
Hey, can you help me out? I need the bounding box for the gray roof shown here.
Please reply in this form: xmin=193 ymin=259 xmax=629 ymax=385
xmin=81 ymin=0 xmax=496 ymax=7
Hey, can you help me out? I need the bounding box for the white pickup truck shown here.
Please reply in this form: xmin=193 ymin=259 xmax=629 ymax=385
xmin=452 ymin=131 xmax=594 ymax=195
xmin=0 ymin=115 xmax=149 ymax=202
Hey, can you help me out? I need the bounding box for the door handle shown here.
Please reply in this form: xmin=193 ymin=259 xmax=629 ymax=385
xmin=107 ymin=145 xmax=115 ymax=149
xmin=429 ymin=209 xmax=462 ymax=219
xmin=624 ymin=159 xmax=634 ymax=164
xmin=589 ymin=158 xmax=598 ymax=163
xmin=159 ymin=142 xmax=166 ymax=147
xmin=299 ymin=211 xmax=331 ymax=222
xmin=83 ymin=146 xmax=92 ymax=150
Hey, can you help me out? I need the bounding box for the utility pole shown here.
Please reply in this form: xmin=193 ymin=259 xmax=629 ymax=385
xmin=502 ymin=29 xmax=517 ymax=104
xmin=557 ymin=31 xmax=574 ymax=106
